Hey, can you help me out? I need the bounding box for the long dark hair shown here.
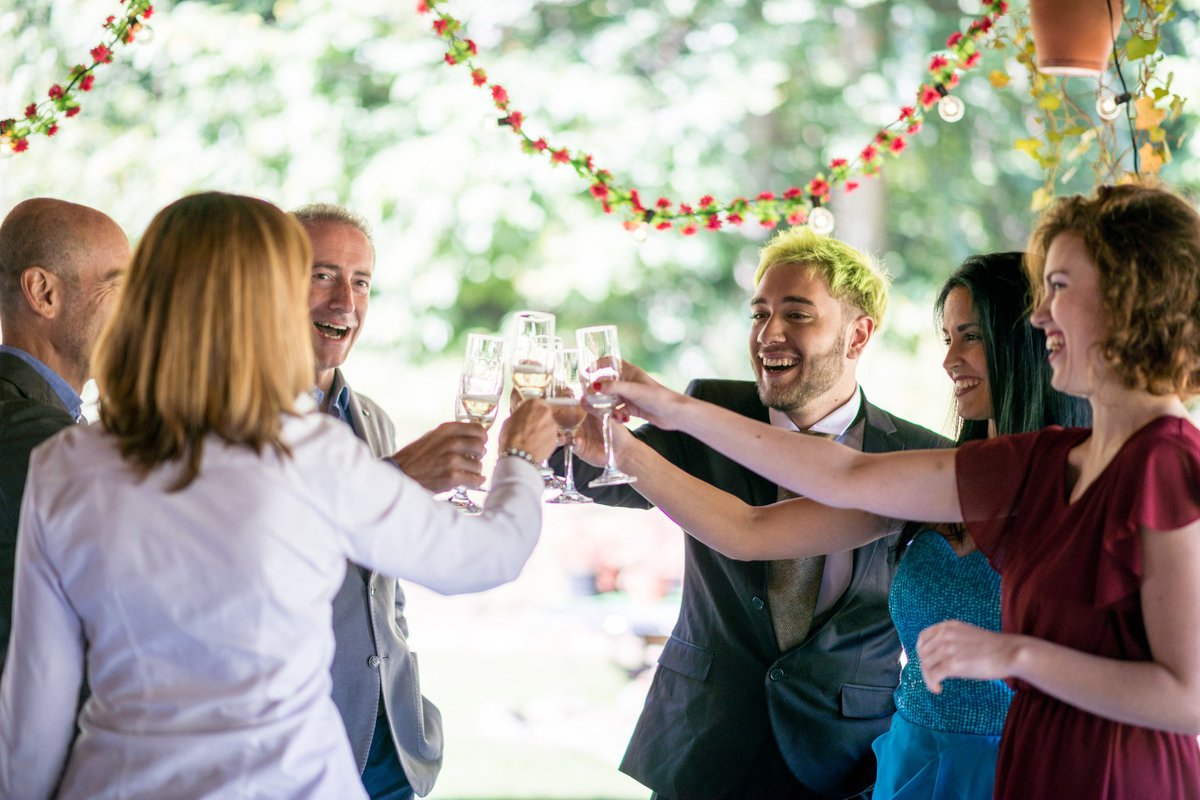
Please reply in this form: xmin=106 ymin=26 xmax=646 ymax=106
xmin=936 ymin=251 xmax=1091 ymax=446
xmin=897 ymin=252 xmax=1091 ymax=555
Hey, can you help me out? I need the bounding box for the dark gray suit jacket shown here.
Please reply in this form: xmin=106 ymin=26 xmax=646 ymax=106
xmin=327 ymin=369 xmax=444 ymax=797
xmin=557 ymin=379 xmax=948 ymax=799
xmin=0 ymin=352 xmax=74 ymax=676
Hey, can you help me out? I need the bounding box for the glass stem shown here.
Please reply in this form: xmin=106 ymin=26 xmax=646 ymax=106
xmin=563 ymin=439 xmax=577 ymax=492
xmin=602 ymin=410 xmax=619 ymax=473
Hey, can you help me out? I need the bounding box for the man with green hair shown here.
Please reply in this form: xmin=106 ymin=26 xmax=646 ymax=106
xmin=561 ymin=228 xmax=945 ymax=799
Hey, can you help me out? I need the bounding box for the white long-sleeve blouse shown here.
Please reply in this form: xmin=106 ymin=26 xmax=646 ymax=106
xmin=0 ymin=412 xmax=543 ymax=799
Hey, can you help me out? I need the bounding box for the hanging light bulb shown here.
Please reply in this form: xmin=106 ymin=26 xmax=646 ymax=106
xmin=0 ymin=138 xmax=14 ymax=159
xmin=1095 ymin=90 xmax=1130 ymax=121
xmin=937 ymin=93 xmax=965 ymax=123
xmin=808 ymin=206 xmax=835 ymax=235
xmin=630 ymin=223 xmax=649 ymax=243
xmin=135 ymin=25 xmax=156 ymax=45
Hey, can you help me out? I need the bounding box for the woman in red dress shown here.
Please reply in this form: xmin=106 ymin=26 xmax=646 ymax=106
xmin=604 ymin=181 xmax=1200 ymax=798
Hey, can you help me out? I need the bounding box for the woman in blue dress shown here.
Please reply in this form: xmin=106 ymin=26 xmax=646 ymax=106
xmin=587 ymin=252 xmax=1089 ymax=798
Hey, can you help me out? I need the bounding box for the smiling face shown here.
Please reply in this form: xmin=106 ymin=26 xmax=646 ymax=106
xmin=941 ymin=286 xmax=992 ymax=424
xmin=748 ymin=261 xmax=870 ymax=427
xmin=1030 ymin=231 xmax=1108 ymax=397
xmin=304 ymin=221 xmax=374 ymax=395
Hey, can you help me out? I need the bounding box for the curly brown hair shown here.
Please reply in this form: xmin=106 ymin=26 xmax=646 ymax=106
xmin=1025 ymin=180 xmax=1200 ymax=397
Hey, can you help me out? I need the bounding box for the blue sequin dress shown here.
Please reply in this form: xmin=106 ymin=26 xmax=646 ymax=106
xmin=871 ymin=529 xmax=1012 ymax=800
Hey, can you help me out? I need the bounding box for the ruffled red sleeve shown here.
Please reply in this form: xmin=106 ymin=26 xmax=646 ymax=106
xmin=1096 ymin=416 xmax=1200 ymax=608
xmin=955 ymin=430 xmax=1052 ymax=570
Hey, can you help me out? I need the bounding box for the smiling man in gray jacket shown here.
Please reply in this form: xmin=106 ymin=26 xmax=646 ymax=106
xmin=294 ymin=204 xmax=488 ymax=799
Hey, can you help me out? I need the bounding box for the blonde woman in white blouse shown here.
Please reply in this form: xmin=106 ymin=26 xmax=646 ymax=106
xmin=0 ymin=192 xmax=556 ymax=800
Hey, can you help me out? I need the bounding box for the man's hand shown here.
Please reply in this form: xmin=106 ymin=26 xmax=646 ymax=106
xmin=390 ymin=421 xmax=488 ymax=493
xmin=499 ymin=399 xmax=557 ymax=462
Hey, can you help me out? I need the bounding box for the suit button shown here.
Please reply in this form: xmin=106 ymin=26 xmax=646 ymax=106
xmin=367 ymin=655 xmax=381 ymax=669
xmin=768 ymin=667 xmax=784 ymax=681
xmin=751 ymin=596 xmax=764 ymax=610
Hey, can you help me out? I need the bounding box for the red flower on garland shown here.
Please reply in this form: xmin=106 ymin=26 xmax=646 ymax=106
xmin=24 ymin=104 xmax=37 ymax=119
xmin=787 ymin=211 xmax=807 ymax=226
xmin=144 ymin=5 xmax=154 ymax=19
xmin=466 ymin=39 xmax=477 ymax=54
xmin=13 ymin=138 xmax=29 ymax=153
xmin=444 ymin=53 xmax=457 ymax=65
xmin=807 ymin=178 xmax=830 ymax=198
xmin=590 ymin=182 xmax=610 ymax=200
xmin=756 ymin=191 xmax=775 ymax=201
xmin=678 ymin=203 xmax=693 ymax=215
xmin=48 ymin=84 xmax=64 ymax=100
xmin=960 ymin=52 xmax=982 ymax=69
xmin=727 ymin=213 xmax=744 ymax=225
xmin=759 ymin=219 xmax=777 ymax=229
xmin=861 ymin=144 xmax=878 ymax=162
xmin=929 ymin=54 xmax=949 ymax=72
xmin=783 ymin=186 xmax=802 ymax=200
xmin=104 ymin=15 xmax=116 ymax=27
xmin=919 ymin=84 xmax=941 ymax=109
xmin=889 ymin=136 xmax=907 ymax=154
xmin=698 ymin=195 xmax=715 ymax=208
xmin=906 ymin=120 xmax=922 ymax=135
xmin=46 ymin=124 xmax=58 ymax=137
xmin=80 ymin=74 xmax=96 ymax=92
xmin=533 ymin=137 xmax=548 ymax=151
xmin=655 ymin=197 xmax=671 ymax=209
xmin=90 ymin=44 xmax=113 ymax=63
xmin=705 ymin=215 xmax=722 ymax=231
xmin=899 ymin=106 xmax=916 ymax=121
xmin=471 ymin=68 xmax=486 ymax=86
xmin=655 ymin=221 xmax=672 ymax=230
xmin=829 ymin=158 xmax=848 ymax=170
xmin=433 ymin=18 xmax=449 ymax=35
xmin=946 ymin=32 xmax=963 ymax=47
xmin=417 ymin=0 xmax=430 ymax=12
xmin=551 ymin=148 xmax=570 ymax=164
xmin=629 ymin=189 xmax=646 ymax=213
xmin=846 ymin=181 xmax=860 ymax=193
xmin=491 ymin=85 xmax=508 ymax=106
xmin=66 ymin=106 xmax=81 ymax=117
xmin=505 ymin=111 xmax=523 ymax=131
xmin=681 ymin=223 xmax=698 ymax=236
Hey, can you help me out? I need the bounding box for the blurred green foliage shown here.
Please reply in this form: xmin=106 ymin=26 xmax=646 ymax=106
xmin=2 ymin=0 xmax=1198 ymax=385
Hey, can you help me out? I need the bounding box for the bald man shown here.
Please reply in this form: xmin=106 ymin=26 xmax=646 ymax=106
xmin=0 ymin=198 xmax=129 ymax=675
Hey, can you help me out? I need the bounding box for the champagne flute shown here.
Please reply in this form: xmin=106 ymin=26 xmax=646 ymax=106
xmin=510 ymin=311 xmax=560 ymax=488
xmin=576 ymin=325 xmax=636 ymax=487
xmin=447 ymin=333 xmax=505 ymax=515
xmin=545 ymin=347 xmax=592 ymax=505
xmin=510 ymin=312 xmax=555 ymax=401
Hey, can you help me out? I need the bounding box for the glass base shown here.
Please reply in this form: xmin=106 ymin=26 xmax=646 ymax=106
xmin=446 ymin=492 xmax=483 ymax=515
xmin=588 ymin=470 xmax=637 ymax=488
xmin=546 ymin=488 xmax=594 ymax=504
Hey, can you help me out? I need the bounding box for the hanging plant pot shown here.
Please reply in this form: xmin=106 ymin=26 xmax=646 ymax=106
xmin=1029 ymin=0 xmax=1124 ymax=76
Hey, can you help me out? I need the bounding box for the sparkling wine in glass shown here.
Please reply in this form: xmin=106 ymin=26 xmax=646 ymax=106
xmin=447 ymin=333 xmax=505 ymax=515
xmin=545 ymin=347 xmax=592 ymax=505
xmin=511 ymin=311 xmax=562 ymax=488
xmin=576 ymin=325 xmax=636 ymax=488
xmin=510 ymin=312 xmax=555 ymax=400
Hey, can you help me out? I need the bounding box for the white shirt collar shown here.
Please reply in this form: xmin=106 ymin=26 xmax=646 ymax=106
xmin=767 ymin=388 xmax=862 ymax=440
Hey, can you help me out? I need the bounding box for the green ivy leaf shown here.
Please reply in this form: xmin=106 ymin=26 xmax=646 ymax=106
xmin=1125 ymin=35 xmax=1160 ymax=61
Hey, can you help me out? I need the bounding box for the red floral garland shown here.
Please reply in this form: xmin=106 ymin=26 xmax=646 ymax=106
xmin=1 ymin=0 xmax=154 ymax=155
xmin=420 ymin=0 xmax=1009 ymax=235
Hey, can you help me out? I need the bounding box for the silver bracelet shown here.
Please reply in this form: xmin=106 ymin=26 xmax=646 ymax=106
xmin=500 ymin=447 xmax=539 ymax=468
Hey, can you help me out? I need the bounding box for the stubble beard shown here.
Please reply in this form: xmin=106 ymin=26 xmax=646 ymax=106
xmin=756 ymin=330 xmax=846 ymax=415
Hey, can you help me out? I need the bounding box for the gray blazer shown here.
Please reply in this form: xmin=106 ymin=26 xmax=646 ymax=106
xmin=326 ymin=369 xmax=444 ymax=796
